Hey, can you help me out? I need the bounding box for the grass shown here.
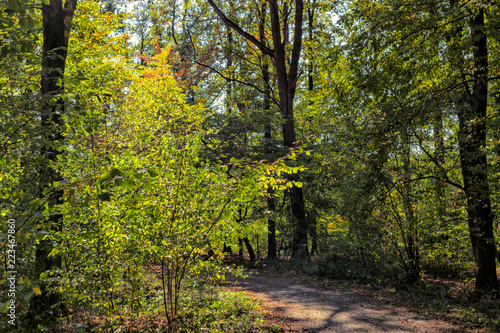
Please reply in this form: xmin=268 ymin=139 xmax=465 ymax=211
xmin=47 ymin=267 xmax=266 ymax=332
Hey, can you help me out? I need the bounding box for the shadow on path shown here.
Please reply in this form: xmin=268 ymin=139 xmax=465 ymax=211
xmin=228 ymin=274 xmax=467 ymax=333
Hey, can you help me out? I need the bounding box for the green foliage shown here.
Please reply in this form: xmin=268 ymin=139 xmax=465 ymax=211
xmin=53 ymin=47 xmax=293 ymax=329
xmin=180 ymin=286 xmax=264 ymax=332
xmin=1 ymin=0 xmax=499 ymax=330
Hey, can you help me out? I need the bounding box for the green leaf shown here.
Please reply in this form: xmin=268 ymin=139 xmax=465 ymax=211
xmin=147 ymin=168 xmax=158 ymax=177
xmin=120 ymin=179 xmax=137 ymax=189
xmin=48 ymin=248 xmax=60 ymax=257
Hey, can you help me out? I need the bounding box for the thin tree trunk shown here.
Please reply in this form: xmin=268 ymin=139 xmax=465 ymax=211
xmin=243 ymin=237 xmax=256 ymax=262
xmin=258 ymin=5 xmax=278 ymax=259
xmin=238 ymin=237 xmax=244 ymax=261
xmin=402 ymin=130 xmax=419 ymax=282
xmin=433 ymin=108 xmax=446 ymax=221
xmin=306 ymin=1 xmax=317 ymax=257
xmin=225 ymin=26 xmax=233 ymax=114
xmin=308 ymin=209 xmax=318 ymax=255
xmin=266 ymin=186 xmax=278 ymax=259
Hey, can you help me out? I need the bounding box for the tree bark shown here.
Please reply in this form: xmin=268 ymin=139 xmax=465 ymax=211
xmin=433 ymin=108 xmax=446 ymax=220
xmin=457 ymin=8 xmax=498 ymax=292
xmin=28 ymin=0 xmax=77 ymax=326
xmin=258 ymin=5 xmax=278 ymax=260
xmin=243 ymin=237 xmax=256 ymax=262
xmin=308 ymin=209 xmax=318 ymax=256
xmin=402 ymin=130 xmax=419 ymax=282
xmin=269 ymin=0 xmax=308 ymax=257
xmin=266 ymin=186 xmax=278 ymax=259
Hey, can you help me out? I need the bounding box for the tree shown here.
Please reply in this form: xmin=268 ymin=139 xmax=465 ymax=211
xmin=206 ymin=0 xmax=308 ymax=257
xmin=333 ymin=0 xmax=499 ymax=292
xmin=27 ymin=0 xmax=78 ymax=325
xmin=455 ymin=6 xmax=498 ymax=292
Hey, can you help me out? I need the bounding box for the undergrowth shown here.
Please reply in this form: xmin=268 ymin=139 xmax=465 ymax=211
xmin=45 ymin=270 xmax=265 ymax=333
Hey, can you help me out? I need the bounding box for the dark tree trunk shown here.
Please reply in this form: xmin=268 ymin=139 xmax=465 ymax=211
xmin=457 ymin=9 xmax=498 ymax=292
xmin=433 ymin=108 xmax=446 ymax=221
xmin=402 ymin=131 xmax=419 ymax=282
xmin=28 ymin=0 xmax=77 ymax=326
xmin=238 ymin=237 xmax=244 ymax=261
xmin=258 ymin=8 xmax=278 ymax=258
xmin=222 ymin=242 xmax=232 ymax=254
xmin=225 ymin=26 xmax=233 ymax=114
xmin=243 ymin=237 xmax=256 ymax=262
xmin=266 ymin=186 xmax=278 ymax=259
xmin=207 ymin=0 xmax=308 ymax=258
xmin=269 ymin=0 xmax=308 ymax=258
xmin=306 ymin=2 xmax=317 ymax=257
xmin=308 ymin=209 xmax=318 ymax=256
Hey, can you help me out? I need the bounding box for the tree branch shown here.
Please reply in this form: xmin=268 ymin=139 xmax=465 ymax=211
xmin=193 ymin=59 xmax=281 ymax=108
xmin=288 ymin=0 xmax=304 ymax=91
xmin=206 ymin=0 xmax=274 ymax=57
xmin=412 ymin=130 xmax=465 ymax=191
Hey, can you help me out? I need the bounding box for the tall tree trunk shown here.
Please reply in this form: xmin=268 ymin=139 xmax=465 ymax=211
xmin=28 ymin=0 xmax=77 ymax=326
xmin=433 ymin=108 xmax=446 ymax=221
xmin=268 ymin=0 xmax=308 ymax=257
xmin=258 ymin=5 xmax=278 ymax=260
xmin=457 ymin=8 xmax=498 ymax=292
xmin=207 ymin=0 xmax=308 ymax=257
xmin=225 ymin=26 xmax=233 ymax=114
xmin=402 ymin=130 xmax=419 ymax=282
xmin=306 ymin=1 xmax=317 ymax=256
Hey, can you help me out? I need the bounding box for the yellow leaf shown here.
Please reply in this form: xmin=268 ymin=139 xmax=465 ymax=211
xmin=33 ymin=287 xmax=41 ymax=296
xmin=18 ymin=276 xmax=23 ymax=285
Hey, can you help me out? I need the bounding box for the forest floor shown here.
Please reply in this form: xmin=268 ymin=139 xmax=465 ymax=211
xmin=226 ymin=271 xmax=474 ymax=333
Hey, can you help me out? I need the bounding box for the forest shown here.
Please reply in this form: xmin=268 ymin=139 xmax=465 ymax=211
xmin=0 ymin=0 xmax=499 ymax=332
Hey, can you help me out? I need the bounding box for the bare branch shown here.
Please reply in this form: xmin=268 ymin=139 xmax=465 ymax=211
xmin=412 ymin=130 xmax=465 ymax=191
xmin=206 ymin=0 xmax=274 ymax=57
xmin=288 ymin=0 xmax=304 ymax=92
xmin=193 ymin=59 xmax=280 ymax=108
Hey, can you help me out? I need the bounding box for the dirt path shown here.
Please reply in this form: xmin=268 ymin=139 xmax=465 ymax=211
xmin=227 ymin=273 xmax=470 ymax=333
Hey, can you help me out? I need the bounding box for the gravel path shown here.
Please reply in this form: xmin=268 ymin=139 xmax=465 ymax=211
xmin=227 ymin=273 xmax=469 ymax=333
